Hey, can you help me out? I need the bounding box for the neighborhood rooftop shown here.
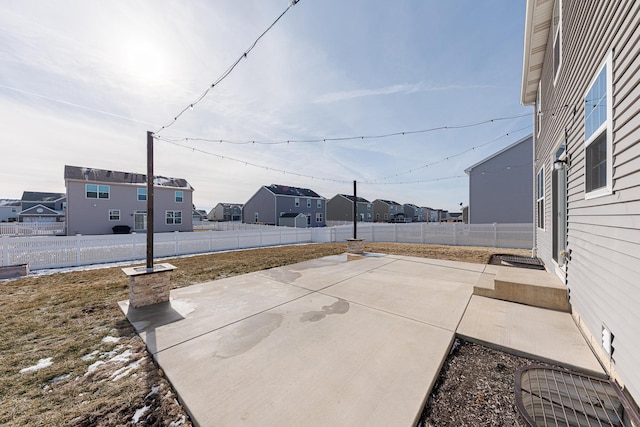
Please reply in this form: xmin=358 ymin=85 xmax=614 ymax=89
xmin=265 ymin=184 xmax=322 ymax=198
xmin=21 ymin=191 xmax=65 ymax=202
xmin=339 ymin=194 xmax=370 ymax=203
xmin=64 ymin=165 xmax=192 ymax=189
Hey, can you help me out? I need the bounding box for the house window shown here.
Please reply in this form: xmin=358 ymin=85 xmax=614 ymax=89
xmin=166 ymin=210 xmax=182 ymax=225
xmin=306 ymin=215 xmax=311 ymax=226
xmin=552 ymin=0 xmax=562 ymax=82
xmin=384 ymin=213 xmax=388 ymax=220
xmin=367 ymin=204 xmax=371 ymax=210
xmin=295 ymin=198 xmax=300 ymax=207
xmin=108 ymin=209 xmax=120 ymax=221
xmin=316 ymin=213 xmax=323 ymax=223
xmin=537 ymin=168 xmax=545 ymax=229
xmin=86 ymin=184 xmax=109 ymax=199
xmin=175 ymin=191 xmax=184 ymax=203
xmin=137 ymin=188 xmax=147 ymax=201
xmin=254 ymin=213 xmax=259 ymax=223
xmin=584 ymin=52 xmax=613 ymax=197
xmin=307 ymin=198 xmax=311 ymax=208
xmin=317 ymin=199 xmax=322 ymax=208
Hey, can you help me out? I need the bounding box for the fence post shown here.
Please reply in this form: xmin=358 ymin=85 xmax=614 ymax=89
xmin=421 ymin=223 xmax=425 ymax=244
xmin=132 ymin=232 xmax=136 ymax=260
xmin=394 ymin=223 xmax=398 ymax=242
xmin=76 ymin=234 xmax=82 ymax=264
xmin=209 ymin=230 xmax=213 ymax=251
xmin=2 ymin=235 xmax=8 ymax=266
xmin=174 ymin=231 xmax=179 ymax=256
xmin=493 ymin=222 xmax=498 ymax=247
xmin=452 ymin=222 xmax=457 ymax=246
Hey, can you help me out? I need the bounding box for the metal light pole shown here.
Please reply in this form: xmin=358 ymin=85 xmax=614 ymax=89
xmin=353 ymin=180 xmax=357 ymax=239
xmin=146 ymin=131 xmax=154 ymax=270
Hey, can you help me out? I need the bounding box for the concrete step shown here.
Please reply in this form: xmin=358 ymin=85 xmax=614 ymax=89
xmin=473 ymin=266 xmax=570 ymax=312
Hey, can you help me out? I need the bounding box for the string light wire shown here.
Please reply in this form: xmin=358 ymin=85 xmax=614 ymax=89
xmin=155 ymin=0 xmax=301 ymax=134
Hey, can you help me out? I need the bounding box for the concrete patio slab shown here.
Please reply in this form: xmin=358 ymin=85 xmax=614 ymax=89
xmin=154 ymin=292 xmax=454 ymax=427
xmin=119 ymin=253 xmax=604 ymax=426
xmin=457 ymin=295 xmax=604 ymax=376
xmin=258 ymin=254 xmax=396 ymax=291
xmin=378 ymin=258 xmax=485 ymax=286
xmin=118 ymin=274 xmax=311 ymax=354
xmin=325 ymin=269 xmax=472 ymax=331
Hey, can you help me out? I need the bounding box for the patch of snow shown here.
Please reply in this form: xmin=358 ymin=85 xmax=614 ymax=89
xmin=50 ymin=373 xmax=71 ymax=383
xmin=145 ymin=385 xmax=161 ymax=399
xmin=169 ymin=415 xmax=186 ymax=427
xmin=132 ymin=405 xmax=150 ymax=424
xmin=101 ymin=344 xmax=124 ymax=359
xmin=109 ymin=349 xmax=132 ymax=364
xmin=111 ymin=358 xmax=144 ymax=381
xmin=85 ymin=360 xmax=105 ymax=375
xmin=19 ymin=357 xmax=53 ymax=374
xmin=81 ymin=350 xmax=100 ymax=361
xmin=102 ymin=336 xmax=120 ymax=343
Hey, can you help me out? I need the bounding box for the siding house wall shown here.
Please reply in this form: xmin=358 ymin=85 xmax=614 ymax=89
xmin=243 ymin=187 xmax=276 ymax=225
xmin=466 ymin=135 xmax=533 ymax=224
xmin=525 ymin=0 xmax=640 ymax=403
xmin=66 ymin=180 xmax=193 ymax=235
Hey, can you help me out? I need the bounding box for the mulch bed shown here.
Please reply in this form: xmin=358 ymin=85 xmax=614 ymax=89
xmin=418 ymin=339 xmax=555 ymax=427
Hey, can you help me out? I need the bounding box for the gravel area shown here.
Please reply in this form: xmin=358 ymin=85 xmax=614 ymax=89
xmin=419 ymin=339 xmax=554 ymax=427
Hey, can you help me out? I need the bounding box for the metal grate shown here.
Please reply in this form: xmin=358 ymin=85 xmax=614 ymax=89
xmin=515 ymin=366 xmax=631 ymax=427
xmin=500 ymin=255 xmax=545 ymax=270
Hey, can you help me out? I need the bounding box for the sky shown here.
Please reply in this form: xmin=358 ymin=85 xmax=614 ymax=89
xmin=0 ymin=0 xmax=532 ymax=213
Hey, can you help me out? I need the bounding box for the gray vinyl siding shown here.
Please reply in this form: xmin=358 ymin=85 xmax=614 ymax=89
xmin=534 ymin=0 xmax=640 ymax=401
xmin=467 ymin=136 xmax=533 ymax=224
xmin=65 ymin=181 xmax=192 ymax=235
xmin=243 ymin=187 xmax=276 ymax=225
xmin=327 ymin=195 xmax=372 ymax=222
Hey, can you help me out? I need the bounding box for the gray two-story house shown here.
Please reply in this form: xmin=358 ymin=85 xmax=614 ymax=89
xmin=522 ymin=0 xmax=640 ymax=408
xmin=243 ymin=184 xmax=326 ymax=227
xmin=373 ymin=199 xmax=404 ymax=222
xmin=208 ymin=203 xmax=243 ymax=222
xmin=326 ymin=194 xmax=373 ymax=223
xmin=464 ymin=135 xmax=533 ymax=224
xmin=64 ymin=165 xmax=193 ymax=235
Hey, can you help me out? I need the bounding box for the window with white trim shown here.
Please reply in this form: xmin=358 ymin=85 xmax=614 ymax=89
xmin=306 ymin=198 xmax=311 ymax=208
xmin=166 ymin=210 xmax=182 ymax=225
xmin=306 ymin=215 xmax=311 ymax=225
xmin=137 ymin=188 xmax=147 ymax=201
xmin=584 ymin=52 xmax=613 ymax=197
xmin=295 ymin=197 xmax=300 ymax=207
xmin=175 ymin=191 xmax=183 ymax=203
xmin=316 ymin=212 xmax=323 ymax=223
xmin=254 ymin=212 xmax=259 ymax=223
xmin=552 ymin=0 xmax=562 ymax=82
xmin=317 ymin=199 xmax=322 ymax=208
xmin=86 ymin=184 xmax=110 ymax=199
xmin=537 ymin=168 xmax=545 ymax=229
xmin=108 ymin=209 xmax=120 ymax=221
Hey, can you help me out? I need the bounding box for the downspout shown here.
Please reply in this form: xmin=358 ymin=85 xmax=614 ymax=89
xmin=531 ymin=112 xmax=538 ymax=258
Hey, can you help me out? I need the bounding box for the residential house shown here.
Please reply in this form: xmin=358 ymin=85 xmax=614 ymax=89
xmin=464 ymin=135 xmax=533 ymax=224
xmin=522 ymin=0 xmax=640 ymax=407
xmin=373 ymin=199 xmax=404 ymax=222
xmin=64 ymin=165 xmax=193 ymax=235
xmin=208 ymin=203 xmax=243 ymax=222
xmin=242 ymin=184 xmax=326 ymax=227
xmin=326 ymin=194 xmax=373 ymax=222
xmin=192 ymin=209 xmax=208 ymax=223
xmin=404 ymin=203 xmax=431 ymax=222
xmin=0 ymin=199 xmax=20 ymax=222
xmin=421 ymin=207 xmax=440 ymax=223
xmin=18 ymin=191 xmax=66 ymax=222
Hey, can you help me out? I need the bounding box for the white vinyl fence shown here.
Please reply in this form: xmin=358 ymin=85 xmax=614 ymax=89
xmin=0 ymin=222 xmax=65 ymax=236
xmin=1 ymin=223 xmax=532 ymax=271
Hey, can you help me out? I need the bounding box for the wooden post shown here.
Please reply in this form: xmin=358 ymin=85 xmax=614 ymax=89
xmin=146 ymin=131 xmax=154 ymax=270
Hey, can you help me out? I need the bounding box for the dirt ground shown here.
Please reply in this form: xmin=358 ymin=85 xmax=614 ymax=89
xmin=0 ymin=242 xmax=531 ymax=426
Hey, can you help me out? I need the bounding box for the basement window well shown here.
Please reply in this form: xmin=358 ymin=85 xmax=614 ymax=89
xmin=515 ymin=366 xmax=634 ymax=426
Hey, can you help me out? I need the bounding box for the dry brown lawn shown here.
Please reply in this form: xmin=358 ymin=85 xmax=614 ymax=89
xmin=0 ymin=242 xmax=529 ymax=426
